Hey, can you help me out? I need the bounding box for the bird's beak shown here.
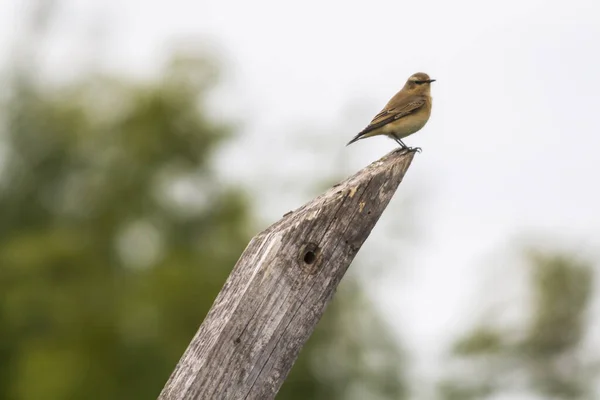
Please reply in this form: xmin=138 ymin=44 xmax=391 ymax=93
xmin=427 ymin=79 xmax=436 ymax=83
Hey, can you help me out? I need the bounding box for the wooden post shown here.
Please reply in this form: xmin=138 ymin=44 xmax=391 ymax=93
xmin=158 ymin=149 xmax=416 ymax=400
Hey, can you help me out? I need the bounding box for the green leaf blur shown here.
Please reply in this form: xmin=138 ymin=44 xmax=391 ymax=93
xmin=0 ymin=53 xmax=252 ymax=399
xmin=438 ymin=252 xmax=596 ymax=399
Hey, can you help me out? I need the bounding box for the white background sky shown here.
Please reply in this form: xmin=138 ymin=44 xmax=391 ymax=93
xmin=2 ymin=0 xmax=600 ymax=392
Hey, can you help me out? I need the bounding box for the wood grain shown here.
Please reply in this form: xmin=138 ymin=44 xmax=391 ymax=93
xmin=158 ymin=148 xmax=416 ymax=400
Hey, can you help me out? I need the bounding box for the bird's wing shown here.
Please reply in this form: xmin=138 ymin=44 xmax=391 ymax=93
xmin=360 ymin=98 xmax=426 ymax=136
xmin=346 ymin=96 xmax=428 ymax=146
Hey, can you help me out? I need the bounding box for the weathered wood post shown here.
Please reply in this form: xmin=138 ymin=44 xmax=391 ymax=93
xmin=158 ymin=149 xmax=415 ymax=400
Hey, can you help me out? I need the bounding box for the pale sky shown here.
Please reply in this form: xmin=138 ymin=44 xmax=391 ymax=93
xmin=2 ymin=0 xmax=600 ymax=393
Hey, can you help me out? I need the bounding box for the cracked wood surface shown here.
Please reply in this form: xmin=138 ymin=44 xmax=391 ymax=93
xmin=158 ymin=149 xmax=416 ymax=400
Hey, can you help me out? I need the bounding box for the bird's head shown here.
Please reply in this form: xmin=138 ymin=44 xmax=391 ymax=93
xmin=403 ymin=72 xmax=435 ymax=94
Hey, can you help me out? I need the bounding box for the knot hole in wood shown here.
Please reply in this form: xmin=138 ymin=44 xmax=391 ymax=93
xmin=299 ymin=242 xmax=320 ymax=274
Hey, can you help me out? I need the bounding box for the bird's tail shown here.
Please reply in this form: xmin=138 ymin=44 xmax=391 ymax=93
xmin=346 ymin=133 xmax=363 ymax=146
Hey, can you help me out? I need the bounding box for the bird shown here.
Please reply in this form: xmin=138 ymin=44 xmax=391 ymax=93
xmin=347 ymin=72 xmax=435 ymax=152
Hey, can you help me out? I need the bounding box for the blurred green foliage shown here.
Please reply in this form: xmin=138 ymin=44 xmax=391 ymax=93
xmin=0 ymin=53 xmax=253 ymax=400
xmin=438 ymin=251 xmax=597 ymax=400
xmin=281 ymin=279 xmax=407 ymax=400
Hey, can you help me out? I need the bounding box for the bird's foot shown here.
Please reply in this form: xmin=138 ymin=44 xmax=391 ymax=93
xmin=395 ymin=145 xmax=421 ymax=153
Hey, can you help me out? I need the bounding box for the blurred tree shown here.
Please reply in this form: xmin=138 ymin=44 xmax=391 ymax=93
xmin=437 ymin=251 xmax=597 ymax=400
xmin=282 ymin=279 xmax=408 ymax=400
xmin=0 ymin=2 xmax=408 ymax=399
xmin=0 ymin=50 xmax=253 ymax=400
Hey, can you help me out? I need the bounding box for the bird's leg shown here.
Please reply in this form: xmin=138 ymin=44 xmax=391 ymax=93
xmin=391 ymin=135 xmax=408 ymax=149
xmin=392 ymin=135 xmax=421 ymax=153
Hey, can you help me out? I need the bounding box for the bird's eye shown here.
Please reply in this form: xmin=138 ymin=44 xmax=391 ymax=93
xmin=414 ymin=80 xmax=425 ymax=85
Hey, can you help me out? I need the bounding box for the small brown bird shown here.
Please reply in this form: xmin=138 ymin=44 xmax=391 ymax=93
xmin=347 ymin=72 xmax=435 ymax=151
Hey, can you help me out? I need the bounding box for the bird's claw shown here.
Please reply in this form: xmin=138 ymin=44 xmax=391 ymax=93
xmin=396 ymin=146 xmax=422 ymax=154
